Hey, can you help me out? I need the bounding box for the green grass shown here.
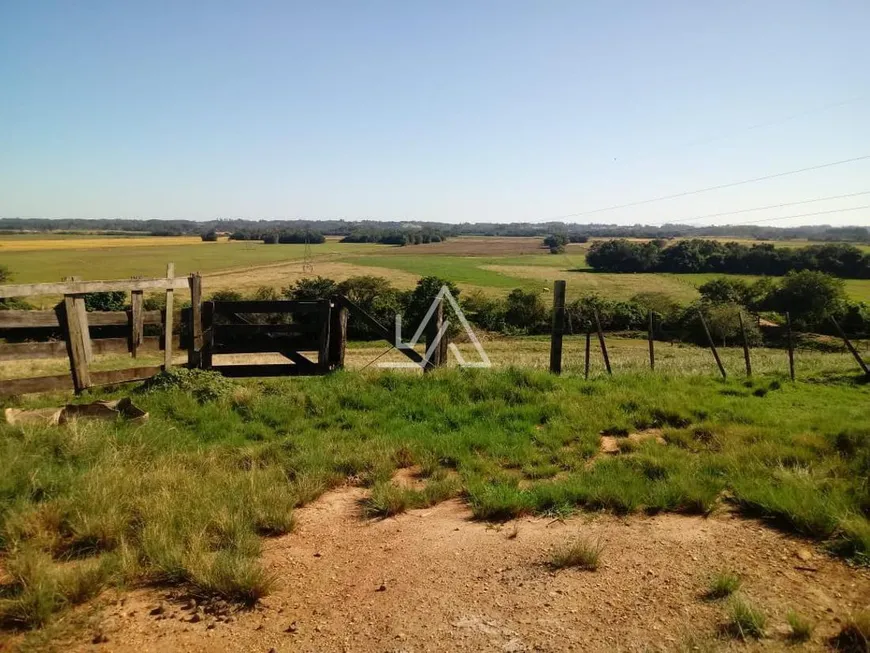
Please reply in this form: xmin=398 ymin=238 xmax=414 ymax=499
xmin=548 ymin=536 xmax=603 ymax=570
xmin=0 ymin=240 xmax=384 ymax=283
xmin=704 ymin=570 xmax=741 ymax=599
xmin=341 ymin=255 xmax=542 ymax=291
xmin=723 ymin=595 xmax=767 ymax=639
xmin=1 ymin=368 xmax=869 ymax=632
xmin=786 ymin=610 xmax=814 ymax=642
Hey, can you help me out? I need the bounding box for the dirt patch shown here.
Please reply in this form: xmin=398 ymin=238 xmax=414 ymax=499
xmin=599 ymin=429 xmax=666 ymax=455
xmin=390 ymin=466 xmax=427 ymax=491
xmin=54 ymin=486 xmax=870 ymax=652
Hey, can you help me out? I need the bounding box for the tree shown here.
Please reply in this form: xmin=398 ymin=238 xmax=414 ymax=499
xmin=201 ymin=231 xmax=219 ymax=242
xmin=766 ymin=270 xmax=847 ymax=329
xmin=698 ymin=278 xmax=752 ymax=305
xmin=504 ymin=289 xmax=548 ymax=333
xmin=282 ymin=276 xmax=338 ymax=301
xmin=403 ymin=276 xmax=461 ymax=338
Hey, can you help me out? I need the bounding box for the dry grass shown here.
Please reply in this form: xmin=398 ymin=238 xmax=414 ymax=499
xmin=548 ymin=536 xmax=604 ymax=570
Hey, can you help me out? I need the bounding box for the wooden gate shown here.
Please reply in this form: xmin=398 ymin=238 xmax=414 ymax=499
xmin=200 ymin=299 xmax=347 ymax=377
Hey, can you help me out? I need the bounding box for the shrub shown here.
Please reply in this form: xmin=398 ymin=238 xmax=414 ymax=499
xmin=83 ymin=291 xmax=127 ymax=312
xmin=141 ymin=368 xmax=236 ymax=402
xmin=201 ymin=231 xmax=219 ymax=242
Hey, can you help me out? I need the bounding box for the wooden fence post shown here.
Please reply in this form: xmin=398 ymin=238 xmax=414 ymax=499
xmin=549 ymin=280 xmax=566 ymax=374
xmin=647 ymin=310 xmax=655 ymax=371
xmin=698 ymin=310 xmax=727 ymax=379
xmin=163 ymin=263 xmax=175 ymax=369
xmin=738 ymin=311 xmax=752 ymax=377
xmin=201 ymin=301 xmax=214 ymax=370
xmin=187 ymin=273 xmax=202 ymax=369
xmin=584 ymin=330 xmax=591 ymax=380
xmin=328 ymin=301 xmax=348 ymax=370
xmin=785 ymin=311 xmax=795 ymax=381
xmin=593 ymin=308 xmax=612 ymax=375
xmin=62 ymin=294 xmax=92 ymax=393
xmin=130 ymin=290 xmax=144 ymax=358
xmin=424 ymin=297 xmax=445 ymax=372
xmin=317 ymin=299 xmax=332 ymax=374
xmin=829 ymin=315 xmax=870 ymax=377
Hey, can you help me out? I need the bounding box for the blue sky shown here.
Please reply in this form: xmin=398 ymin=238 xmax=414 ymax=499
xmin=1 ymin=1 xmax=868 ymax=225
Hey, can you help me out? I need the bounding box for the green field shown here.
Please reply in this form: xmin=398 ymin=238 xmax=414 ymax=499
xmin=3 ymin=234 xmax=869 ymax=304
xmin=0 ymin=240 xmax=384 ymax=283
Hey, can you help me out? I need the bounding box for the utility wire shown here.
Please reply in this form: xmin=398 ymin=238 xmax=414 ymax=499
xmin=723 ymin=204 xmax=870 ymax=227
xmin=550 ymin=154 xmax=870 ymax=221
xmin=656 ymin=190 xmax=870 ymax=226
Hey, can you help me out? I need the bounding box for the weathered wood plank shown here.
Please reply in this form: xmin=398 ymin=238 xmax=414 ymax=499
xmin=0 ymin=277 xmax=189 ymax=298
xmin=0 ymin=310 xmax=165 ymax=329
xmin=0 ymin=365 xmax=163 ymax=397
xmin=63 ymin=295 xmax=91 ymax=393
xmin=328 ymin=303 xmax=348 ymax=370
xmin=549 ymin=280 xmax=566 ymax=374
xmin=317 ymin=301 xmax=331 ymax=373
xmin=593 ymin=308 xmax=612 ymax=375
xmin=201 ymin=302 xmax=214 ymax=370
xmin=130 ymin=291 xmax=144 ymax=357
xmin=213 ymin=323 xmax=321 ymax=337
xmin=698 ymin=310 xmax=727 ymax=379
xmin=0 ymin=373 xmax=73 ymax=396
xmin=738 ymin=311 xmax=752 ymax=377
xmin=188 ymin=274 xmax=202 ymax=368
xmin=163 ymin=264 xmax=174 ymax=369
xmin=211 ymin=300 xmax=323 ymax=314
xmin=0 ymin=335 xmax=180 ymax=361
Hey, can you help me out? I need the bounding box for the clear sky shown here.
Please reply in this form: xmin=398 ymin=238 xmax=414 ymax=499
xmin=1 ymin=1 xmax=868 ymax=225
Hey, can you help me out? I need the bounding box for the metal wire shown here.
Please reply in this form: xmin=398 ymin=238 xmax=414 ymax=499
xmin=359 ymin=344 xmax=397 ymax=370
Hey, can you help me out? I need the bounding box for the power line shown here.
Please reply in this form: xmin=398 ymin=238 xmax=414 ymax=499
xmin=551 ymin=154 xmax=870 ymax=221
xmin=657 ymin=190 xmax=870 ymax=226
xmin=725 ymin=205 xmax=870 ymax=227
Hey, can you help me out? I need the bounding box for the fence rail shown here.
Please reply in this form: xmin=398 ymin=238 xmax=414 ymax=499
xmin=0 ymin=266 xmax=195 ymax=396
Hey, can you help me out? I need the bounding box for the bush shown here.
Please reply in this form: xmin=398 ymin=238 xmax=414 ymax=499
xmin=765 ymin=270 xmax=847 ymax=329
xmin=83 ymin=291 xmax=127 ymax=312
xmin=504 ymin=289 xmax=548 ymax=333
xmin=201 ymin=231 xmax=219 ymax=242
xmin=209 ymin=290 xmax=243 ymax=302
xmin=282 ymin=276 xmax=338 ymax=301
xmin=141 ymin=368 xmax=237 ymax=402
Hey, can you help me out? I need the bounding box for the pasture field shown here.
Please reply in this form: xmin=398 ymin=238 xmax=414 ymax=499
xmin=1 ymin=368 xmax=868 ymax=647
xmin=3 ymin=233 xmax=870 ymax=304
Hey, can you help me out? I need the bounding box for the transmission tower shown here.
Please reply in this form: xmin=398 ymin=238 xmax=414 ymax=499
xmin=302 ymin=230 xmax=314 ymax=274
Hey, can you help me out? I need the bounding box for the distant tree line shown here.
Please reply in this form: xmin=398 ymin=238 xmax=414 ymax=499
xmin=2 ymin=217 xmax=867 ymax=243
xmin=587 ymin=239 xmax=870 ymax=279
xmin=340 ymin=229 xmax=448 ymax=245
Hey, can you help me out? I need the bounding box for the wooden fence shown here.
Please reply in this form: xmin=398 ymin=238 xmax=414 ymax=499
xmin=0 ymin=266 xmax=194 ymax=397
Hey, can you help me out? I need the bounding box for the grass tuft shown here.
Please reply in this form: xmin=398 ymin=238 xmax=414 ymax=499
xmin=704 ymin=570 xmax=741 ymax=600
xmin=786 ymin=610 xmax=814 ymax=643
xmin=548 ymin=536 xmax=603 ymax=571
xmin=722 ymin=595 xmax=766 ymax=640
